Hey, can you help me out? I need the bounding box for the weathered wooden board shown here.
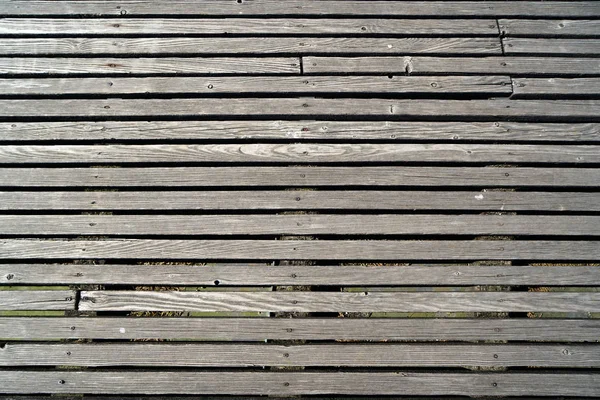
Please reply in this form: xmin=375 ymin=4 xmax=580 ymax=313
xmin=2 ymin=317 xmax=598 ymax=341
xmin=2 ymin=214 xmax=599 ymax=236
xmin=504 ymin=38 xmax=600 ymax=55
xmin=513 ymin=78 xmax=600 ymax=98
xmin=304 ymin=56 xmax=600 ymax=76
xmin=0 ymin=290 xmax=75 ymax=310
xmin=2 ymin=121 xmax=600 ymax=142
xmin=500 ymin=19 xmax=600 ymax=37
xmin=0 ymin=57 xmax=301 ymax=75
xmin=0 ymin=76 xmax=512 ymax=96
xmin=1 ymin=191 xmax=597 ymax=211
xmin=0 ymin=18 xmax=499 ymax=35
xmin=1 ymin=371 xmax=599 ymax=396
xmin=1 ymin=167 xmax=597 ymax=187
xmin=0 ymin=38 xmax=501 ymax=56
xmin=3 ymin=264 xmax=598 ymax=286
xmin=2 ymin=343 xmax=598 ymax=367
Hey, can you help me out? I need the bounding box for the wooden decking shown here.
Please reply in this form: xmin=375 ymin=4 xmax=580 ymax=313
xmin=1 ymin=0 xmax=600 ymax=397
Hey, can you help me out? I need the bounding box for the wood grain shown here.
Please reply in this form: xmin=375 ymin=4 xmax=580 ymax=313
xmin=513 ymin=78 xmax=600 ymax=98
xmin=500 ymin=19 xmax=600 ymax=37
xmin=504 ymin=38 xmax=600 ymax=55
xmin=0 ymin=290 xmax=75 ymax=310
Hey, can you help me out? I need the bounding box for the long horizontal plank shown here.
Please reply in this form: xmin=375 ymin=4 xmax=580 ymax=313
xmin=500 ymin=19 xmax=600 ymax=37
xmin=2 ymin=239 xmax=599 ymax=260
xmin=1 ymin=144 xmax=596 ymax=164
xmin=1 ymin=99 xmax=599 ymax=119
xmin=0 ymin=57 xmax=300 ymax=75
xmin=0 ymin=38 xmax=501 ymax=56
xmin=4 ymin=264 xmax=598 ymax=286
xmin=0 ymin=76 xmax=512 ymax=96
xmin=1 ymin=167 xmax=598 ymax=187
xmin=2 ymin=1 xmax=599 ymax=17
xmin=304 ymin=56 xmax=600 ymax=76
xmin=2 ymin=317 xmax=598 ymax=341
xmin=1 ymin=371 xmax=599 ymax=396
xmin=513 ymin=78 xmax=600 ymax=98
xmin=2 ymin=191 xmax=598 ymax=211
xmin=504 ymin=38 xmax=600 ymax=55
xmin=0 ymin=290 xmax=74 ymax=310
xmin=0 ymin=18 xmax=499 ymax=35
xmin=2 ymin=343 xmax=598 ymax=367
xmin=3 ymin=215 xmax=599 ymax=236
xmin=3 ymin=121 xmax=600 ymax=142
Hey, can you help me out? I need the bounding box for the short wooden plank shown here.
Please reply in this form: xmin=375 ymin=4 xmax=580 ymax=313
xmin=0 ymin=38 xmax=501 ymax=56
xmin=3 ymin=264 xmax=598 ymax=286
xmin=513 ymin=78 xmax=600 ymax=98
xmin=1 ymin=371 xmax=598 ymax=396
xmin=0 ymin=76 xmax=512 ymax=96
xmin=2 ymin=343 xmax=598 ymax=367
xmin=504 ymin=38 xmax=600 ymax=55
xmin=2 ymin=1 xmax=599 ymax=17
xmin=0 ymin=290 xmax=74 ymax=310
xmin=500 ymin=19 xmax=600 ymax=37
xmin=1 ymin=167 xmax=597 ymax=188
xmin=304 ymin=56 xmax=600 ymax=76
xmin=0 ymin=57 xmax=300 ymax=75
xmin=2 ymin=121 xmax=600 ymax=142
xmin=1 ymin=99 xmax=599 ymax=119
xmin=0 ymin=18 xmax=498 ymax=35
xmin=2 ymin=215 xmax=599 ymax=236
xmin=1 ymin=317 xmax=598 ymax=341
xmin=1 ymin=191 xmax=598 ymax=212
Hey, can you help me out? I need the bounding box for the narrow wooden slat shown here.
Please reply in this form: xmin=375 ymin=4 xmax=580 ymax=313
xmin=500 ymin=19 xmax=600 ymax=37
xmin=1 ymin=317 xmax=598 ymax=341
xmin=0 ymin=76 xmax=512 ymax=96
xmin=0 ymin=371 xmax=598 ymax=396
xmin=1 ymin=167 xmax=597 ymax=187
xmin=2 ymin=214 xmax=599 ymax=236
xmin=0 ymin=290 xmax=74 ymax=310
xmin=0 ymin=57 xmax=301 ymax=75
xmin=2 ymin=121 xmax=600 ymax=142
xmin=3 ymin=264 xmax=598 ymax=286
xmin=512 ymin=78 xmax=600 ymax=98
xmin=0 ymin=38 xmax=501 ymax=56
xmin=0 ymin=18 xmax=499 ymax=35
xmin=2 ymin=343 xmax=598 ymax=367
xmin=304 ymin=56 xmax=600 ymax=76
xmin=1 ymin=191 xmax=598 ymax=211
xmin=504 ymin=38 xmax=600 ymax=55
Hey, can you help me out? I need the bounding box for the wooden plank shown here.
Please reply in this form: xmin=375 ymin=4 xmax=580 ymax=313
xmin=0 ymin=57 xmax=300 ymax=75
xmin=0 ymin=18 xmax=499 ymax=35
xmin=500 ymin=19 xmax=600 ymax=37
xmin=1 ymin=99 xmax=599 ymax=119
xmin=1 ymin=317 xmax=598 ymax=341
xmin=2 ymin=214 xmax=599 ymax=236
xmin=1 ymin=191 xmax=598 ymax=212
xmin=0 ymin=371 xmax=598 ymax=396
xmin=2 ymin=121 xmax=600 ymax=142
xmin=504 ymin=38 xmax=600 ymax=55
xmin=0 ymin=38 xmax=501 ymax=56
xmin=0 ymin=290 xmax=74 ymax=310
xmin=512 ymin=78 xmax=600 ymax=98
xmin=0 ymin=76 xmax=512 ymax=96
xmin=1 ymin=167 xmax=597 ymax=188
xmin=2 ymin=343 xmax=598 ymax=367
xmin=304 ymin=56 xmax=600 ymax=76
xmin=4 ymin=264 xmax=599 ymax=286
xmin=2 ymin=1 xmax=599 ymax=17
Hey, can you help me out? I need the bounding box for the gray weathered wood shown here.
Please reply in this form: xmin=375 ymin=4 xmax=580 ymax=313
xmin=2 ymin=214 xmax=599 ymax=236
xmin=1 ymin=191 xmax=597 ymax=211
xmin=0 ymin=38 xmax=501 ymax=56
xmin=500 ymin=19 xmax=600 ymax=37
xmin=512 ymin=78 xmax=600 ymax=98
xmin=0 ymin=371 xmax=598 ymax=396
xmin=2 ymin=121 xmax=599 ymax=142
xmin=0 ymin=290 xmax=75 ymax=310
xmin=3 ymin=264 xmax=598 ymax=286
xmin=504 ymin=38 xmax=600 ymax=55
xmin=2 ymin=343 xmax=598 ymax=367
xmin=1 ymin=167 xmax=597 ymax=187
xmin=0 ymin=76 xmax=512 ymax=96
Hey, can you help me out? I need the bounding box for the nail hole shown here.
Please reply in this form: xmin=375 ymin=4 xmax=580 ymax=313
xmin=388 ymin=75 xmax=393 ymax=79
xmin=214 ymin=280 xmax=220 ymax=286
xmin=59 ymin=380 xmax=66 ymax=385
xmin=5 ymin=274 xmax=14 ymax=280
